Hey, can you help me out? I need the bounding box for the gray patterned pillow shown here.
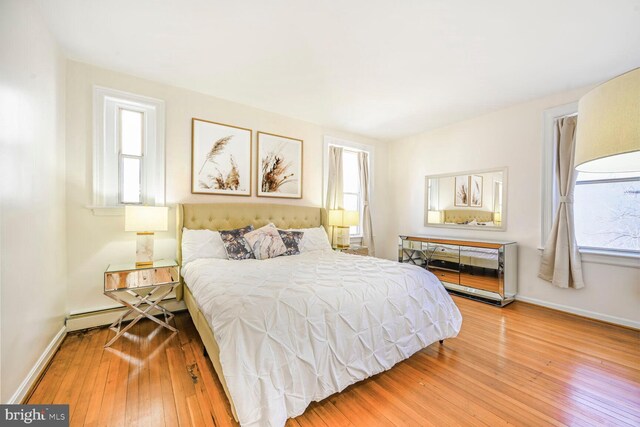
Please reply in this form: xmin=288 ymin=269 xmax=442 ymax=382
xmin=220 ymin=225 xmax=255 ymax=260
xmin=277 ymin=229 xmax=304 ymax=256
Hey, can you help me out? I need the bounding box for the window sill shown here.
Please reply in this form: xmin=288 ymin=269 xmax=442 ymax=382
xmin=579 ymin=248 xmax=639 ymax=268
xmin=85 ymin=205 xmax=124 ymax=216
xmin=537 ymin=246 xmax=639 ymax=268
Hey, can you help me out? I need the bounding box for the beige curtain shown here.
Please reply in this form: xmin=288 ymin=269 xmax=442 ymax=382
xmin=325 ymin=146 xmax=344 ymax=245
xmin=538 ymin=116 xmax=585 ymax=289
xmin=358 ymin=151 xmax=375 ymax=256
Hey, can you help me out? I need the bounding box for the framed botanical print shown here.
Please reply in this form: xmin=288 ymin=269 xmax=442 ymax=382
xmin=191 ymin=118 xmax=252 ymax=196
xmin=470 ymin=175 xmax=483 ymax=207
xmin=257 ymin=132 xmax=303 ymax=199
xmin=454 ymin=175 xmax=470 ymax=207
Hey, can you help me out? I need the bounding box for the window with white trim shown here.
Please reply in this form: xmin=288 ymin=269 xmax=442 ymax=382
xmin=93 ymin=87 xmax=165 ymax=208
xmin=542 ymin=103 xmax=640 ymax=255
xmin=324 ymin=136 xmax=374 ymax=237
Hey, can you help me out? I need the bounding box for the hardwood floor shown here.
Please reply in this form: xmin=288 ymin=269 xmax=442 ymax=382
xmin=28 ymin=296 xmax=640 ymax=426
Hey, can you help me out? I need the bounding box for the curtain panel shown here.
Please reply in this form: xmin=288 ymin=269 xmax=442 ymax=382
xmin=358 ymin=151 xmax=375 ymax=256
xmin=538 ymin=115 xmax=585 ymax=289
xmin=325 ymin=146 xmax=344 ymax=246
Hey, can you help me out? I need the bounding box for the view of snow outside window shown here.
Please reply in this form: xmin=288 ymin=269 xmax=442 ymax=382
xmin=574 ymin=171 xmax=640 ymax=252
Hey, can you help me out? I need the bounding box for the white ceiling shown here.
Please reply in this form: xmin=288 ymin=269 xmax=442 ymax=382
xmin=37 ymin=0 xmax=640 ymax=140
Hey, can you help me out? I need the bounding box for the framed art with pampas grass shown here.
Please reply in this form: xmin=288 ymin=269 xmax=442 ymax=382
xmin=454 ymin=175 xmax=470 ymax=207
xmin=257 ymin=132 xmax=303 ymax=199
xmin=191 ymin=118 xmax=252 ymax=196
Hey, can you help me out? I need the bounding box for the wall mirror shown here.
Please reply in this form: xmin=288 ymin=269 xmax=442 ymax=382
xmin=425 ymin=167 xmax=507 ymax=231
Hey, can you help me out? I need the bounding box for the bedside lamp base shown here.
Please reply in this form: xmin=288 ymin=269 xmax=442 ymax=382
xmin=135 ymin=232 xmax=155 ymax=267
xmin=335 ymin=227 xmax=351 ymax=249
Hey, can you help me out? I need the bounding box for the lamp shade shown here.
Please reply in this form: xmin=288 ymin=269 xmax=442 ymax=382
xmin=327 ymin=209 xmax=359 ymax=227
xmin=327 ymin=209 xmax=344 ymax=227
xmin=343 ymin=210 xmax=360 ymax=227
xmin=125 ymin=206 xmax=168 ymax=232
xmin=427 ymin=210 xmax=443 ymax=224
xmin=575 ymin=68 xmax=640 ymax=172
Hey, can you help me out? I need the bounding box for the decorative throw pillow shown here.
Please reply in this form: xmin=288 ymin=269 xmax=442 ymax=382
xmin=277 ymin=229 xmax=304 ymax=256
xmin=219 ymin=225 xmax=255 ymax=260
xmin=244 ymin=224 xmax=287 ymax=260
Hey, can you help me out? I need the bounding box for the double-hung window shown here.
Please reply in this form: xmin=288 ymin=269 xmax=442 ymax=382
xmin=542 ymin=103 xmax=640 ymax=257
xmin=93 ymin=87 xmax=165 ymax=210
xmin=324 ymin=136 xmax=374 ymax=237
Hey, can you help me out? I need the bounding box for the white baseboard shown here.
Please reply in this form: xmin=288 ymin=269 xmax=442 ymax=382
xmin=515 ymin=295 xmax=640 ymax=329
xmin=8 ymin=325 xmax=67 ymax=404
xmin=66 ymin=299 xmax=186 ymax=331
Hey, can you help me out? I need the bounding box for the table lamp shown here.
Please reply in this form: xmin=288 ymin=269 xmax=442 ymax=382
xmin=328 ymin=209 xmax=360 ymax=249
xmin=125 ymin=206 xmax=169 ymax=267
xmin=575 ymin=68 xmax=640 ymax=172
xmin=493 ymin=211 xmax=502 ymax=226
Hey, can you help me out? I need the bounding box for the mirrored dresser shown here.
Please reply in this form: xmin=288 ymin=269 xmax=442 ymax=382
xmin=399 ymin=236 xmax=517 ymax=306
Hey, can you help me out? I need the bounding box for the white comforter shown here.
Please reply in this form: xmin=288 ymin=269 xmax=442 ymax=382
xmin=182 ymin=250 xmax=462 ymax=426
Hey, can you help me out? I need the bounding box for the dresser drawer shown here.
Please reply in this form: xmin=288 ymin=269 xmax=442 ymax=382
xmin=428 ymin=268 xmax=459 ymax=284
xmin=105 ymin=265 xmax=180 ymax=291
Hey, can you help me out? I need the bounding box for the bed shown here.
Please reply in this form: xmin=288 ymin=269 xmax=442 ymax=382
xmin=176 ymin=203 xmax=462 ymax=427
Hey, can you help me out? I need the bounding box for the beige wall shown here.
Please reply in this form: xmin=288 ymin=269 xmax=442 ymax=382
xmin=388 ymin=87 xmax=640 ymax=327
xmin=65 ymin=60 xmax=391 ymax=315
xmin=0 ymin=0 xmax=67 ymax=402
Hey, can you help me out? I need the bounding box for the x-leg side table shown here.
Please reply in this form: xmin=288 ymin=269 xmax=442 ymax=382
xmin=104 ymin=259 xmax=180 ymax=347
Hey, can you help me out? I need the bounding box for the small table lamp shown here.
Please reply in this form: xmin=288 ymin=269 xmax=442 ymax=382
xmin=327 ymin=209 xmax=360 ymax=249
xmin=493 ymin=211 xmax=502 ymax=226
xmin=125 ymin=206 xmax=169 ymax=267
xmin=575 ymin=67 xmax=639 ymax=172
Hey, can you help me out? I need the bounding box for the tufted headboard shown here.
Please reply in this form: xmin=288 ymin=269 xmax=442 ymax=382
xmin=177 ymin=202 xmax=325 ymax=262
xmin=443 ymin=209 xmax=493 ymax=224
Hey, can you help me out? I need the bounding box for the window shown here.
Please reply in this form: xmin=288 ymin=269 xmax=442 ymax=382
xmin=93 ymin=87 xmax=165 ymax=209
xmin=324 ymin=136 xmax=374 ymax=237
xmin=574 ymin=172 xmax=640 ymax=252
xmin=342 ymin=149 xmax=362 ymax=236
xmin=542 ymin=103 xmax=640 ymax=256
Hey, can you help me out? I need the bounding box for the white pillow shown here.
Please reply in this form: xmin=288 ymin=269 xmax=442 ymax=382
xmin=181 ymin=228 xmax=228 ymax=265
xmin=287 ymin=226 xmax=332 ymax=252
xmin=244 ymin=223 xmax=287 ymax=260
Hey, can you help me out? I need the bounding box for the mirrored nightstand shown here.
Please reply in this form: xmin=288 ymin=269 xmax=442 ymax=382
xmin=103 ymin=259 xmax=180 ymax=347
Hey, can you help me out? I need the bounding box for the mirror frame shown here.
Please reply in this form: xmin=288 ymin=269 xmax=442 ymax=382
xmin=424 ymin=166 xmax=508 ymax=231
